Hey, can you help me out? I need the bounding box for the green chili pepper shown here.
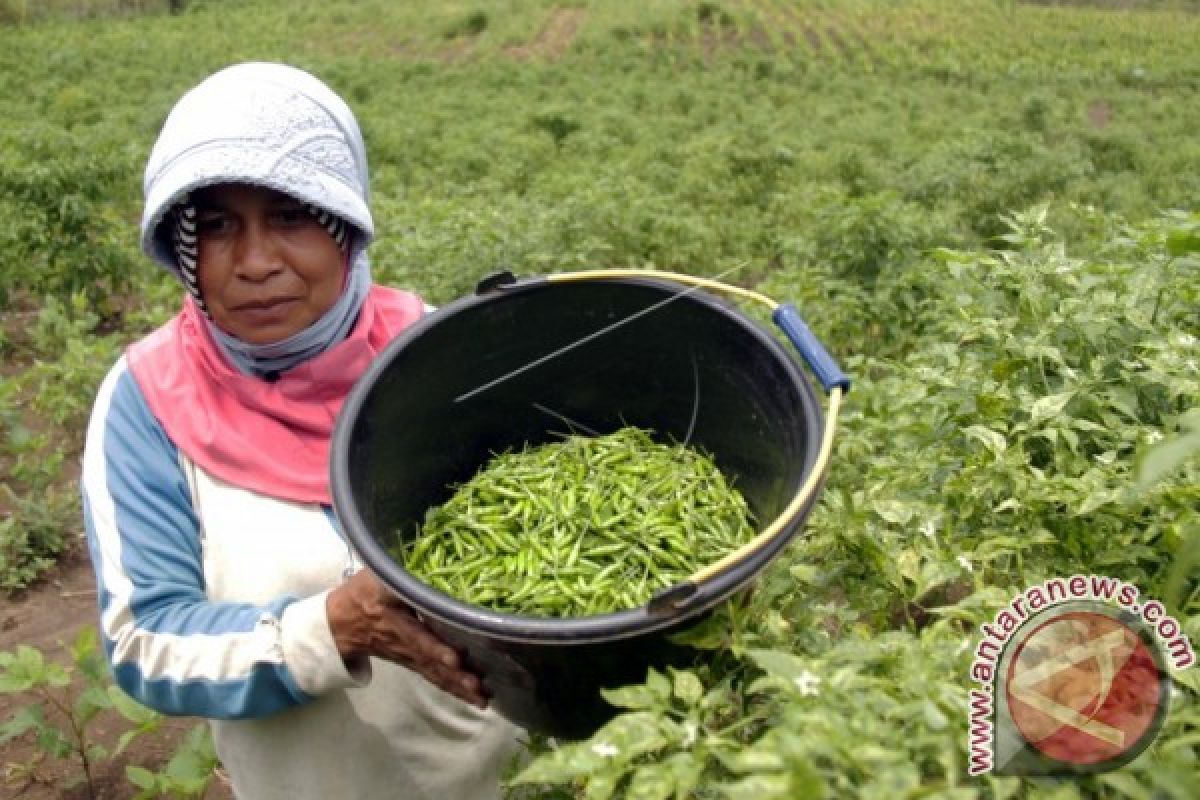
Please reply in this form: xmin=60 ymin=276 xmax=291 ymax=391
xmin=392 ymin=427 xmax=755 ymax=618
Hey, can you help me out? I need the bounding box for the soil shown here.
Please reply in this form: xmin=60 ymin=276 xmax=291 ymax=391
xmin=1088 ymin=99 xmax=1113 ymax=128
xmin=0 ymin=547 xmax=234 ymax=800
xmin=504 ymin=8 xmax=586 ymax=61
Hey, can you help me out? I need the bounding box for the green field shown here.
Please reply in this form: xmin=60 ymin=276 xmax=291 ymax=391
xmin=1 ymin=1 xmax=1197 ymax=798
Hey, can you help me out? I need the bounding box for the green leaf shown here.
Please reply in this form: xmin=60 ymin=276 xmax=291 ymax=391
xmin=70 ymin=626 xmax=98 ymax=665
xmin=721 ymin=746 xmax=786 ymax=773
xmin=671 ymin=669 xmax=704 ymax=706
xmin=989 ymin=359 xmax=1024 ymax=381
xmin=510 ymin=745 xmax=593 ymax=785
xmin=72 ymin=627 xmax=109 ymax=685
xmin=717 ymin=773 xmax=792 ymax=798
xmin=601 ymin=684 xmax=663 ymax=711
xmin=587 ymin=712 xmax=670 ymax=762
xmin=85 ymin=742 xmax=108 ymax=763
xmin=1029 ymin=390 xmax=1075 ymax=426
xmin=668 ymin=614 xmax=727 ymax=649
xmin=923 ymin=700 xmax=949 ymax=730
xmin=1165 ymin=227 xmax=1200 ymax=256
xmin=512 ymin=712 xmax=670 ymax=789
xmin=44 ymin=663 xmax=71 ymax=688
xmin=964 ymin=425 xmax=1007 ymax=457
xmin=985 ymin=775 xmax=1023 ymax=800
xmin=624 ymin=762 xmax=677 ymax=800
xmin=74 ymin=684 xmax=112 ymax=725
xmin=1146 ymin=766 xmax=1198 ymax=800
xmin=0 ymin=645 xmax=50 ymax=691
xmin=1098 ymin=771 xmax=1153 ymax=800
xmin=514 ymin=714 xmax=660 ymax=788
xmin=0 ymin=706 xmax=42 ymax=743
xmin=109 ymin=686 xmax=160 ymax=725
xmin=582 ymin=770 xmax=622 ymax=800
xmin=15 ymin=645 xmax=45 ymax=672
xmin=163 ymin=773 xmax=210 ymax=795
xmin=163 ymin=724 xmax=217 ymax=786
xmin=1170 ymin=664 xmax=1200 ymax=693
xmin=0 ymin=672 xmax=36 ymax=693
xmin=35 ymin=725 xmax=72 ymax=758
xmin=115 ymin=728 xmax=144 ymax=757
xmin=1076 ymin=486 xmax=1123 ymax=515
xmin=787 ymin=564 xmax=821 ymax=584
xmin=645 ymin=668 xmax=671 ymax=701
xmin=125 ymin=764 xmax=158 ymax=790
xmin=1138 ymin=411 xmax=1200 ymax=488
xmin=744 ymin=649 xmax=821 ymax=697
xmin=661 ymin=752 xmax=703 ymax=799
xmin=872 ymin=498 xmax=916 ymax=525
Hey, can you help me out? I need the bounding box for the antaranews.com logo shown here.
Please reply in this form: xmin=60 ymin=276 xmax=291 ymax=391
xmin=967 ymin=574 xmax=1195 ymax=776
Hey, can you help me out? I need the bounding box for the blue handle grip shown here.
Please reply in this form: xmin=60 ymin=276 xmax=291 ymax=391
xmin=772 ymin=304 xmax=851 ymax=393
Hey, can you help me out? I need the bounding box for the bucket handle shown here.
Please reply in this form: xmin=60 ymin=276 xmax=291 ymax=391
xmin=543 ymin=269 xmax=849 ymax=614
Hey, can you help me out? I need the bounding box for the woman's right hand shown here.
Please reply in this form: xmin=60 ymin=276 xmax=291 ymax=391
xmin=326 ymin=570 xmax=488 ymax=709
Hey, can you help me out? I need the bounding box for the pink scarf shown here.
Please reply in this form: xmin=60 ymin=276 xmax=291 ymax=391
xmin=127 ymin=287 xmax=425 ymax=505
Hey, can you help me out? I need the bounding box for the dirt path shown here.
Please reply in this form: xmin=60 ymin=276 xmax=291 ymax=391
xmin=1 ymin=547 xmax=98 ymax=659
xmin=504 ymin=8 xmax=586 ymax=60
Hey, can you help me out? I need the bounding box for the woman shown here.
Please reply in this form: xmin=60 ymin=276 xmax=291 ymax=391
xmin=81 ymin=62 xmax=522 ymax=799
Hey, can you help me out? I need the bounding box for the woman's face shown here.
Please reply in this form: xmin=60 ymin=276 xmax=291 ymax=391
xmin=194 ymin=184 xmax=345 ymax=345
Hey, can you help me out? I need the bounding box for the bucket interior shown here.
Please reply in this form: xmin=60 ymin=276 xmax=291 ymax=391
xmin=333 ymin=277 xmax=824 ymax=641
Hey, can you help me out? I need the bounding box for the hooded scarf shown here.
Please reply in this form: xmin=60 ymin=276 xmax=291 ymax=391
xmin=127 ymin=62 xmax=424 ymax=504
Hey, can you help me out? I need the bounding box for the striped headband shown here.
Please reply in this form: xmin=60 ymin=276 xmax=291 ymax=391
xmin=172 ymin=193 xmax=349 ymax=313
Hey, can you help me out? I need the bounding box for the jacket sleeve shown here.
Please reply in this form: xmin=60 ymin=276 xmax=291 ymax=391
xmin=81 ymin=356 xmax=361 ymax=719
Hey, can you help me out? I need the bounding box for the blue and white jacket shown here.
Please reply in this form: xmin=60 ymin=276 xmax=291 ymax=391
xmin=82 ymin=357 xmax=521 ymax=800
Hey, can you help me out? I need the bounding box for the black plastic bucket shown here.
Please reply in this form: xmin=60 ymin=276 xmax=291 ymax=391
xmin=330 ymin=275 xmax=827 ymax=739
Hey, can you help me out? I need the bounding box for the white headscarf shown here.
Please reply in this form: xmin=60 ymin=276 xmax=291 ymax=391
xmin=140 ymin=62 xmax=376 ymax=377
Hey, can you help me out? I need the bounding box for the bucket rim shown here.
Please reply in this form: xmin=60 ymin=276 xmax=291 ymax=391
xmin=330 ymin=274 xmax=825 ymax=645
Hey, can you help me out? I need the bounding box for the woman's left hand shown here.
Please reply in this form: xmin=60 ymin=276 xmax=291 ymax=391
xmin=326 ymin=570 xmax=489 ymax=709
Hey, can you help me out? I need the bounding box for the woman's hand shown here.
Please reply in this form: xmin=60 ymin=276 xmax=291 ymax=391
xmin=326 ymin=570 xmax=488 ymax=709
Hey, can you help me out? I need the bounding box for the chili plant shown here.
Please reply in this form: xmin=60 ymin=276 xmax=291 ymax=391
xmin=0 ymin=627 xmax=162 ymax=798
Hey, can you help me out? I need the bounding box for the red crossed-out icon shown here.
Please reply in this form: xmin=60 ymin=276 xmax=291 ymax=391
xmin=1004 ymin=609 xmax=1167 ymax=768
